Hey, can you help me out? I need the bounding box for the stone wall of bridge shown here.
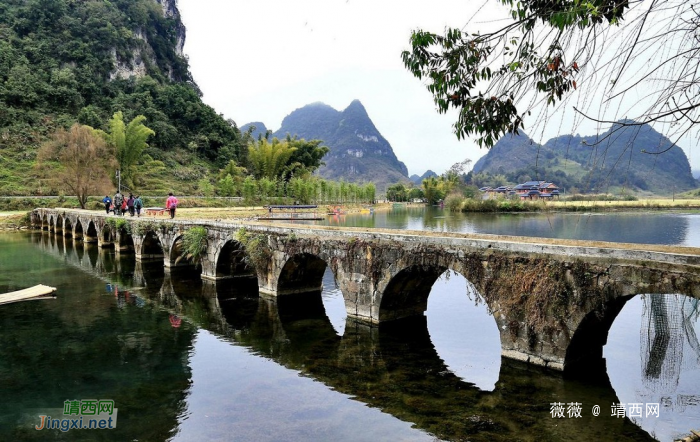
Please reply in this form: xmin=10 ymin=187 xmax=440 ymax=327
xmin=31 ymin=208 xmax=700 ymax=372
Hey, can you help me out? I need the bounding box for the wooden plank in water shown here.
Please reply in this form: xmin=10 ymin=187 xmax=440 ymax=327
xmin=0 ymin=284 xmax=57 ymax=305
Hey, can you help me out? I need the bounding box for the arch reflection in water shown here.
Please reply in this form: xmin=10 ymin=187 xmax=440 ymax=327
xmin=426 ymin=272 xmax=501 ymax=391
xmin=606 ymin=294 xmax=700 ymax=442
xmin=21 ymin=231 xmax=683 ymax=441
xmin=184 ymin=286 xmax=652 ymax=442
xmin=320 ymin=268 xmax=347 ymax=336
xmin=4 ymin=233 xmax=195 ymax=442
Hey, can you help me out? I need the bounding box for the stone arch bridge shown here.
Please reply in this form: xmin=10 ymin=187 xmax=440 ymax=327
xmin=32 ymin=208 xmax=700 ymax=373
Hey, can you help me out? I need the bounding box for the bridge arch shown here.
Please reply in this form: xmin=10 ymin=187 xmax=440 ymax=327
xmin=42 ymin=214 xmax=49 ymax=231
xmin=167 ymin=234 xmax=200 ymax=271
xmin=140 ymin=231 xmax=164 ymax=261
xmin=48 ymin=215 xmax=54 ymax=232
xmin=214 ymin=239 xmax=255 ymax=279
xmin=74 ymin=219 xmax=84 ymax=241
xmin=168 ymin=235 xmax=186 ymax=267
xmin=55 ymin=214 xmax=63 ymax=235
xmin=101 ymin=225 xmax=114 ymax=247
xmin=277 ymin=252 xmax=328 ymax=295
xmin=378 ymin=264 xmax=447 ymax=322
xmin=117 ymin=228 xmax=134 ymax=252
xmin=64 ymin=218 xmax=73 ymax=238
xmin=84 ymin=220 xmax=98 ymax=243
xmin=564 ymin=294 xmax=631 ymax=375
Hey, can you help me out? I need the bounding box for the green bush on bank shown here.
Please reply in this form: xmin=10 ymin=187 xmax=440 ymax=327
xmin=565 ymin=193 xmax=638 ymax=202
xmin=458 ymin=198 xmax=545 ymax=213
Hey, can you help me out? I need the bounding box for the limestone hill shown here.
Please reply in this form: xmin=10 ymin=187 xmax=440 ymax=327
xmin=245 ymin=100 xmax=409 ymax=190
xmin=471 ymin=122 xmax=697 ymax=194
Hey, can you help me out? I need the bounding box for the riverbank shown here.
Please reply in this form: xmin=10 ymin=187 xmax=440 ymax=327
xmin=0 ymin=212 xmax=29 ymax=230
xmin=11 ymin=198 xmax=700 ymax=230
xmin=451 ymin=197 xmax=700 ymax=213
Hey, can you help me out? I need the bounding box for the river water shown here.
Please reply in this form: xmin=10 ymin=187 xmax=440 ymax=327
xmin=1 ymin=209 xmax=698 ymax=441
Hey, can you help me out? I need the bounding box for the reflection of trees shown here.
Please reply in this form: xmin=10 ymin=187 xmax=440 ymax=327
xmin=3 ymin=233 xmax=195 ymax=441
xmin=25 ymin=231 xmax=659 ymax=441
xmin=641 ymin=294 xmax=700 ymax=394
xmin=155 ymin=272 xmax=653 ymax=442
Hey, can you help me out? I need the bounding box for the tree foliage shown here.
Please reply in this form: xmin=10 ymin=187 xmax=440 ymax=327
xmin=0 ymin=0 xmax=247 ymax=194
xmin=96 ymin=111 xmax=154 ymax=188
xmin=248 ymin=138 xmax=297 ymax=181
xmin=284 ymin=136 xmax=330 ymax=180
xmin=37 ymin=123 xmax=115 ymax=208
xmin=402 ymin=0 xmax=698 ymax=148
xmin=246 ymin=136 xmax=330 ymax=182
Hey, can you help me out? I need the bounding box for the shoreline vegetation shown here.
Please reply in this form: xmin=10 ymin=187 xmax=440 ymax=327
xmin=446 ymin=196 xmax=700 ymax=213
xmin=3 ymin=197 xmax=700 ymax=230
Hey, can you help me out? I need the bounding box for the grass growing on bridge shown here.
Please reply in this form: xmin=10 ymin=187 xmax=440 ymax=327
xmin=485 ymin=257 xmax=580 ymax=337
xmin=235 ymin=227 xmax=271 ymax=271
xmin=178 ymin=227 xmax=208 ymax=268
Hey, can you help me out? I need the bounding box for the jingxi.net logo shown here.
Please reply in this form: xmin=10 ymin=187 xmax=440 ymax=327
xmin=35 ymin=399 xmax=118 ymax=432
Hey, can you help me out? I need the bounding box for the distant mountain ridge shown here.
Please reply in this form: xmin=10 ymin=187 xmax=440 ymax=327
xmin=243 ymin=100 xmax=408 ymax=189
xmin=240 ymin=122 xmax=269 ymax=141
xmin=410 ymin=170 xmax=438 ymax=184
xmin=472 ymin=122 xmax=697 ymax=194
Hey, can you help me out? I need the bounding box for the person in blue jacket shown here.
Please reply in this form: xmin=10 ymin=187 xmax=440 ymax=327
xmin=102 ymin=195 xmax=112 ymax=214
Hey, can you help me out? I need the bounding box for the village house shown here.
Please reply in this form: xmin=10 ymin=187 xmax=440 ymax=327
xmin=480 ymin=181 xmax=560 ymax=200
xmin=513 ymin=181 xmax=561 ymax=200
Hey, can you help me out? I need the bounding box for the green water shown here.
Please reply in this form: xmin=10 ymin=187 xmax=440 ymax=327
xmin=1 ymin=224 xmax=698 ymax=441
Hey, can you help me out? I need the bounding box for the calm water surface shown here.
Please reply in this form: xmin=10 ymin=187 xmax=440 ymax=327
xmin=1 ymin=209 xmax=699 ymax=441
xmin=322 ymin=207 xmax=700 ymax=246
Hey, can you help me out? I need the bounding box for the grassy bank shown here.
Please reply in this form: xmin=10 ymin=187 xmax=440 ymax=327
xmin=0 ymin=212 xmax=30 ymax=230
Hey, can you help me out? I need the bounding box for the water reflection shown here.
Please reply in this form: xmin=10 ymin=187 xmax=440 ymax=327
xmin=6 ymin=230 xmax=700 ymax=440
xmin=607 ymin=295 xmax=700 ymax=440
xmin=426 ymin=273 xmax=501 ymax=391
xmin=0 ymin=234 xmax=195 ymax=442
xmin=128 ymin=251 xmax=654 ymax=440
xmin=314 ymin=208 xmax=700 ymax=247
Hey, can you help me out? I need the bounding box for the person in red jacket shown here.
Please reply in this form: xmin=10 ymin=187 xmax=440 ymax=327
xmin=165 ymin=193 xmax=179 ymax=219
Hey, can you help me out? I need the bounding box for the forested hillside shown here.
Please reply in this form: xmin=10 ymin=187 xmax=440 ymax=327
xmin=0 ymin=0 xmax=246 ymax=195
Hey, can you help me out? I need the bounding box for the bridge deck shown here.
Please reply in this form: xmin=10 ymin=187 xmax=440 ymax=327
xmin=34 ymin=208 xmax=700 ymax=267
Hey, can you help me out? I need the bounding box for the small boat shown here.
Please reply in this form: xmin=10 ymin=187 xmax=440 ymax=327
xmin=258 ymin=205 xmax=324 ymax=221
xmin=327 ymin=206 xmax=346 ymax=216
xmin=0 ymin=284 xmax=57 ymax=305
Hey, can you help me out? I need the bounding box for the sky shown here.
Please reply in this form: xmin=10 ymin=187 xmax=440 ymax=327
xmin=176 ymin=0 xmax=698 ymax=176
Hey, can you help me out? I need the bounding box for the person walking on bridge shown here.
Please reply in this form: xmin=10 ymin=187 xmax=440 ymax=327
xmin=127 ymin=194 xmax=135 ymax=217
xmin=134 ymin=195 xmax=143 ymax=217
xmin=166 ymin=193 xmax=178 ymax=219
xmin=102 ymin=195 xmax=112 ymax=214
xmin=113 ymin=191 xmax=123 ymax=216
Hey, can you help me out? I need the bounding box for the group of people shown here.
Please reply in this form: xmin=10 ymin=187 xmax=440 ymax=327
xmin=103 ymin=192 xmax=143 ymax=217
xmin=102 ymin=192 xmax=179 ymax=219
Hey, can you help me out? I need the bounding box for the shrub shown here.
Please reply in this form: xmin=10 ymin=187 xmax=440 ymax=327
xmin=444 ymin=194 xmax=465 ymax=212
